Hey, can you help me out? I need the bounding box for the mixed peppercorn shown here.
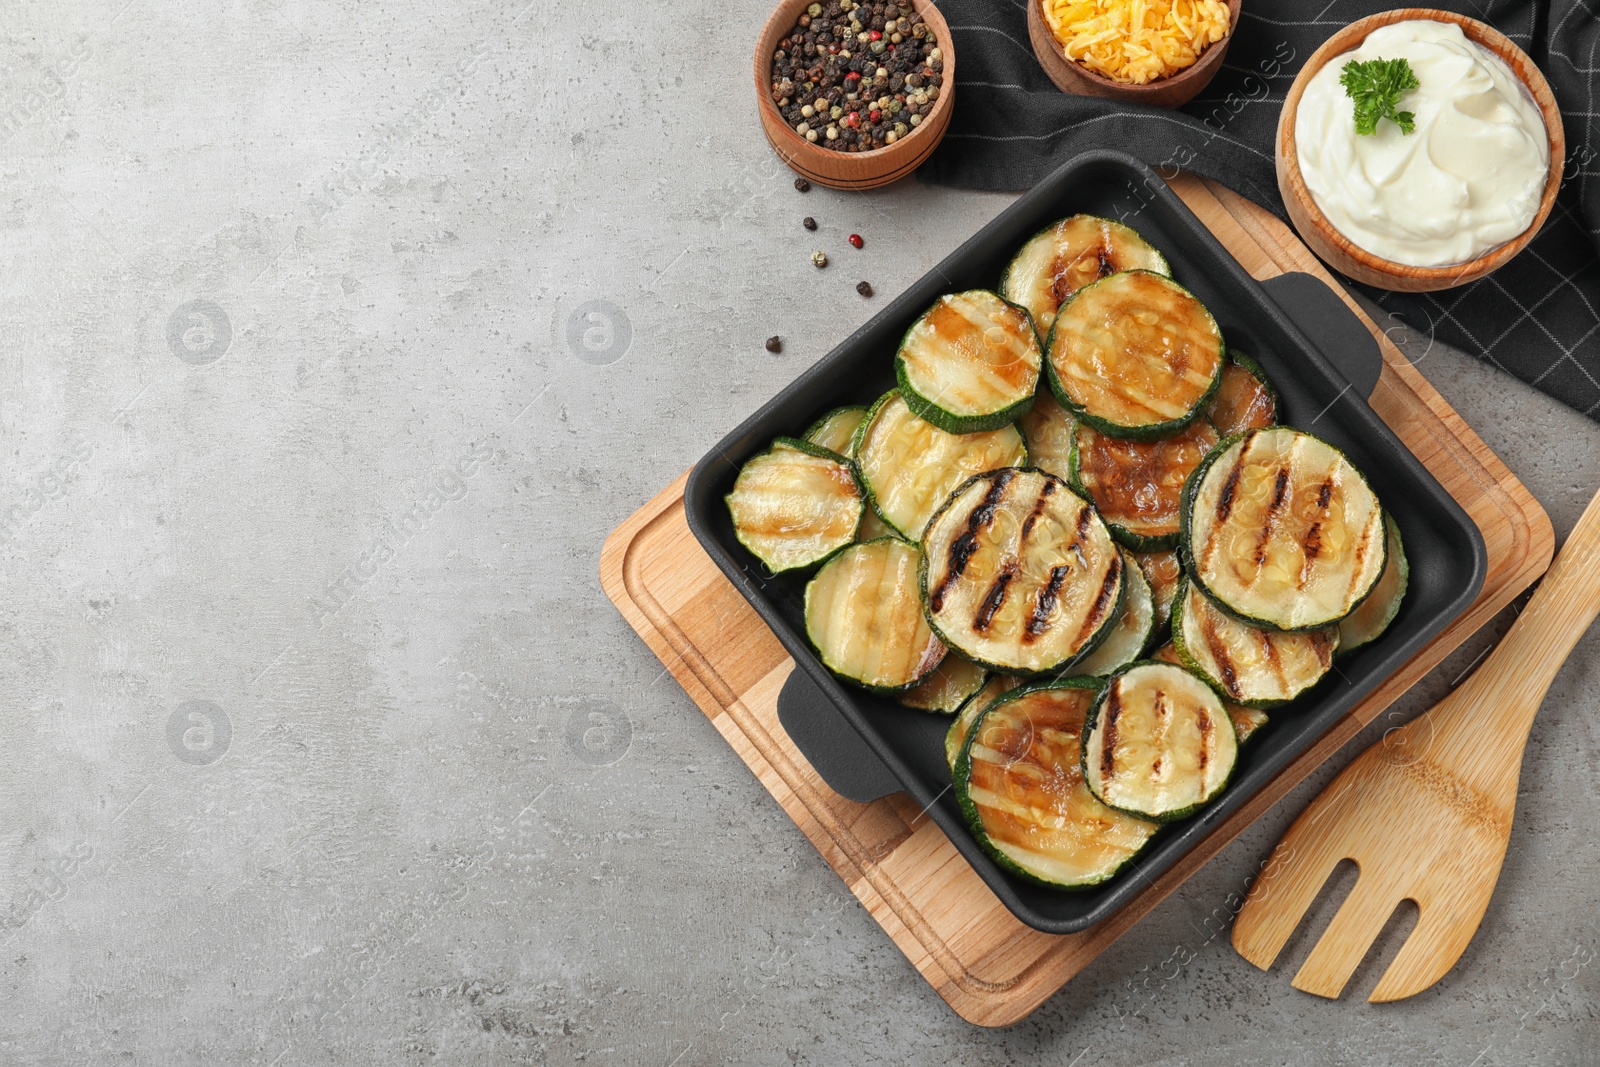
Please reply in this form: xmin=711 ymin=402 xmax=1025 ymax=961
xmin=770 ymin=0 xmax=944 ymax=153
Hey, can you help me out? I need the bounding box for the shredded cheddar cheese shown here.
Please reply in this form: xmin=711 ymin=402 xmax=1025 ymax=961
xmin=1041 ymin=0 xmax=1232 ymax=85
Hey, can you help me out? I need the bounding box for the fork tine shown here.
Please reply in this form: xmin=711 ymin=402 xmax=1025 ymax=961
xmin=1290 ymin=869 xmax=1402 ymax=998
xmin=1231 ymin=841 xmax=1348 ymax=970
xmin=1368 ymin=884 xmax=1496 ymax=1002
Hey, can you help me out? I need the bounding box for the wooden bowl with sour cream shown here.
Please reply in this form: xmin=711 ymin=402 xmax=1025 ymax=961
xmin=1278 ymin=9 xmax=1564 ymax=292
xmin=1026 ymin=0 xmax=1241 ymax=108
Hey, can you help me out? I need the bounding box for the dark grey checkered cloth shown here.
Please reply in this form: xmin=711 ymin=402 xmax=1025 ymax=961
xmin=920 ymin=0 xmax=1600 ymax=420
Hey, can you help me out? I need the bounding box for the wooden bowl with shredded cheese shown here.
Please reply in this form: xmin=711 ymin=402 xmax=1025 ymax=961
xmin=1026 ymin=0 xmax=1241 ymax=108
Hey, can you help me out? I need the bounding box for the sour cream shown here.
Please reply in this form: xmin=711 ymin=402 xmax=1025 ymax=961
xmin=1294 ymin=20 xmax=1548 ymax=267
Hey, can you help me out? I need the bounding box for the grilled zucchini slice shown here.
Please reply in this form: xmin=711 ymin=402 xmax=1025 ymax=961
xmin=1075 ymin=549 xmax=1157 ymax=677
xmin=955 ymin=678 xmax=1158 ymax=889
xmin=898 ymin=653 xmax=990 ymax=714
xmin=921 ymin=468 xmax=1125 ymax=675
xmin=1206 ymin=349 xmax=1279 ymax=436
xmin=1045 ymin=270 xmax=1224 ymax=440
xmin=1082 ymin=661 xmax=1237 ymax=822
xmin=805 ymin=538 xmax=946 ymax=691
xmin=1017 ymin=390 xmax=1074 ymax=482
xmin=998 ymin=215 xmax=1170 ymax=338
xmin=853 ymin=390 xmax=1029 ymax=541
xmin=1068 ymin=417 xmax=1219 ymax=550
xmin=1132 ymin=548 xmax=1183 ymax=631
xmin=944 ymin=672 xmax=1024 ymax=769
xmin=896 ymin=291 xmax=1042 ymax=433
xmin=1171 ymin=578 xmax=1338 ymax=708
xmin=805 ymin=405 xmax=868 ymax=457
xmin=856 ymin=508 xmax=899 ymax=542
xmin=1182 ymin=427 xmax=1387 ymax=631
xmin=725 ymin=437 xmax=864 ymax=573
xmin=1151 ymin=642 xmax=1268 ymax=743
xmin=1338 ymin=514 xmax=1409 ymax=655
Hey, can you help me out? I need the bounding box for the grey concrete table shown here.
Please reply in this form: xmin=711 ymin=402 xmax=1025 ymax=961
xmin=0 ymin=3 xmax=1596 ymax=1064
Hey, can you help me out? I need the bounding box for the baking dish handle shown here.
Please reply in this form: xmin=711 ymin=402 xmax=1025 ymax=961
xmin=1260 ymin=272 xmax=1384 ymax=400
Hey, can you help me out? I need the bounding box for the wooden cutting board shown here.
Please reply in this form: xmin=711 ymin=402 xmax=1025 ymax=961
xmin=598 ymin=174 xmax=1554 ymax=1027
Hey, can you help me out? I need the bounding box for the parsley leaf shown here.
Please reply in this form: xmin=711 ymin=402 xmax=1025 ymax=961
xmin=1339 ymin=57 xmax=1419 ymax=135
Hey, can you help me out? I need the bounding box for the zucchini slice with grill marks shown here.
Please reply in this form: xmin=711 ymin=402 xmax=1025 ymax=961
xmin=896 ymin=291 xmax=1042 ymax=433
xmin=725 ymin=437 xmax=864 ymax=573
xmin=853 ymin=390 xmax=1029 ymax=541
xmin=1017 ymin=390 xmax=1075 ymax=482
xmin=805 ymin=405 xmax=868 ymax=457
xmin=1075 ymin=549 xmax=1157 ymax=677
xmin=1171 ymin=577 xmax=1338 ymax=708
xmin=1082 ymin=661 xmax=1237 ymax=822
xmin=1182 ymin=427 xmax=1387 ymax=631
xmin=1338 ymin=514 xmax=1409 ymax=655
xmin=898 ymin=653 xmax=990 ymax=714
xmin=955 ymin=678 xmax=1158 ymax=889
xmin=998 ymin=215 xmax=1170 ymax=338
xmin=805 ymin=538 xmax=946 ymax=691
xmin=1068 ymin=417 xmax=1219 ymax=550
xmin=1152 ymin=642 xmax=1268 ymax=744
xmin=1046 ymin=270 xmax=1225 ymax=440
xmin=1133 ymin=548 xmax=1183 ymax=631
xmin=1206 ymin=349 xmax=1279 ymax=436
xmin=921 ymin=468 xmax=1125 ymax=675
xmin=944 ymin=672 xmax=1024 ymax=769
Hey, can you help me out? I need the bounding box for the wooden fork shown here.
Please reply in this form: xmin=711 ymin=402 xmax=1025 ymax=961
xmin=1232 ymin=484 xmax=1600 ymax=1001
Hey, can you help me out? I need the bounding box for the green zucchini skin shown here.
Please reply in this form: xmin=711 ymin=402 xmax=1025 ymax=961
xmin=954 ymin=676 xmax=1157 ymax=891
xmin=895 ymin=290 xmax=1042 ymax=435
xmin=919 ymin=468 xmax=1126 ymax=676
xmin=1132 ymin=548 xmax=1183 ymax=633
xmin=855 ymin=507 xmax=902 ymax=543
xmin=896 ymin=360 xmax=1035 ymax=435
xmin=1080 ymin=660 xmax=1238 ymax=823
xmin=897 ymin=653 xmax=990 ymax=715
xmin=1066 ymin=418 xmax=1218 ymax=551
xmin=1150 ymin=642 xmax=1269 ymax=744
xmin=1170 ymin=577 xmax=1338 ymax=709
xmin=804 ymin=538 xmax=947 ymax=694
xmin=803 ymin=406 xmax=869 ymax=457
xmin=997 ymin=215 xmax=1171 ymax=339
xmin=851 ymin=389 xmax=1029 ymax=542
xmin=1017 ymin=390 xmax=1076 ymax=483
xmin=1073 ymin=548 xmax=1158 ymax=677
xmin=1044 ymin=270 xmax=1225 ymax=441
xmin=1231 ymin=705 xmax=1269 ymax=744
xmin=725 ymin=437 xmax=864 ymax=574
xmin=1205 ymin=348 xmax=1280 ymax=437
xmin=944 ymin=672 xmax=1024 ymax=770
xmin=1066 ymin=427 xmax=1167 ymax=551
xmin=1179 ymin=427 xmax=1388 ymax=633
xmin=771 ymin=435 xmax=845 ymax=462
xmin=1337 ymin=514 xmax=1409 ymax=656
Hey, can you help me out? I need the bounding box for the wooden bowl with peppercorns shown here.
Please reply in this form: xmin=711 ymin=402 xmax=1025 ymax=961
xmin=755 ymin=0 xmax=955 ymax=190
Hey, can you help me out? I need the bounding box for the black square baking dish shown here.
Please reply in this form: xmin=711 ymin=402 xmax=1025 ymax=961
xmin=682 ymin=149 xmax=1487 ymax=934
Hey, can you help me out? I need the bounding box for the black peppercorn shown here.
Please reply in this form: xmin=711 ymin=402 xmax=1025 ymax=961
xmin=794 ymin=177 xmax=811 ymax=192
xmin=766 ymin=336 xmax=782 ymax=353
xmin=803 ymin=216 xmax=817 ymax=230
xmin=856 ymin=281 xmax=873 ymax=297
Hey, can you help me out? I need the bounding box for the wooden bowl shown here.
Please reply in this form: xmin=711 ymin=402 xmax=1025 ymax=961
xmin=1026 ymin=0 xmax=1241 ymax=108
xmin=754 ymin=0 xmax=955 ymax=190
xmin=1277 ymin=9 xmax=1565 ymax=292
